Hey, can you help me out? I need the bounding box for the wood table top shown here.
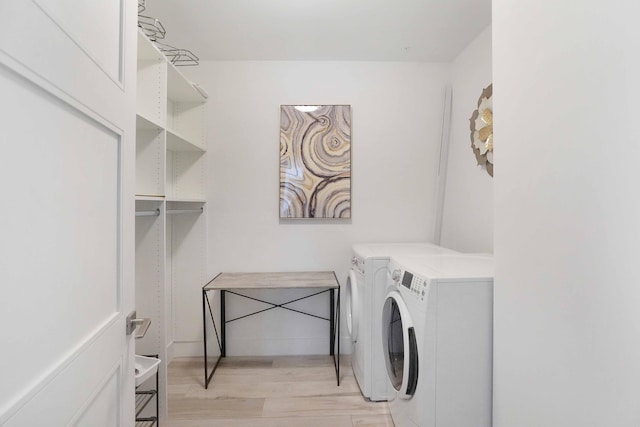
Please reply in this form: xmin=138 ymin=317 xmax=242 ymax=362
xmin=203 ymin=271 xmax=339 ymax=290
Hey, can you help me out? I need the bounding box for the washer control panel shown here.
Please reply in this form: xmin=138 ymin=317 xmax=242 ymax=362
xmin=393 ymin=269 xmax=427 ymax=301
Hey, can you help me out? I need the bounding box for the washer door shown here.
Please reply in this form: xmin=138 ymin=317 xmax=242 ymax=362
xmin=346 ymin=270 xmax=360 ymax=342
xmin=382 ymin=291 xmax=419 ymax=399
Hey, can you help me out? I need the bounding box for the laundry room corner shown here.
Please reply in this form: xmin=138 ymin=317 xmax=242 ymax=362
xmin=175 ymin=61 xmax=451 ymax=357
xmin=440 ymin=25 xmax=493 ymax=254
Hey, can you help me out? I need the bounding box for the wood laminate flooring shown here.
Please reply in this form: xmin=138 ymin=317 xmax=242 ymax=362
xmin=166 ymin=355 xmax=393 ymax=427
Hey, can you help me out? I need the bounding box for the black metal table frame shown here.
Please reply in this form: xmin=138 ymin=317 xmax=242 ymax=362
xmin=202 ymin=274 xmax=341 ymax=389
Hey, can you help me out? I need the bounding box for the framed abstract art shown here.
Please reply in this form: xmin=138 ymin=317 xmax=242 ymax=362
xmin=279 ymin=105 xmax=351 ymax=219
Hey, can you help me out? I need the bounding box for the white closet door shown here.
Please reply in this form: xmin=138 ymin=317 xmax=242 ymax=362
xmin=0 ymin=1 xmax=136 ymax=425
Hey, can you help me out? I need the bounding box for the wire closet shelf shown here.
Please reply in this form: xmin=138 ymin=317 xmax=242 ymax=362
xmin=137 ymin=0 xmax=199 ymax=66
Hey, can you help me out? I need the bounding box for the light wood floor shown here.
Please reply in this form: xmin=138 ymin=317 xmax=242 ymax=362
xmin=166 ymin=355 xmax=393 ymax=427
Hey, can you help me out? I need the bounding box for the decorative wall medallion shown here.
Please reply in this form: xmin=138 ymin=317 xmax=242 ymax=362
xmin=280 ymin=105 xmax=351 ymax=219
xmin=470 ymin=84 xmax=493 ymax=177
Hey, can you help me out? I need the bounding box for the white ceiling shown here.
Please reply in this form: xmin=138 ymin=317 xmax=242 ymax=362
xmin=142 ymin=0 xmax=491 ymax=62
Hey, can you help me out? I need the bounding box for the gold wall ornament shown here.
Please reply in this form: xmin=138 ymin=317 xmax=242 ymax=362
xmin=470 ymin=84 xmax=493 ymax=177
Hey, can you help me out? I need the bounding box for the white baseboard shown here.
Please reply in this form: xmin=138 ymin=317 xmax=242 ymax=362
xmin=170 ymin=336 xmax=353 ymax=358
xmin=172 ymin=341 xmax=204 ymax=358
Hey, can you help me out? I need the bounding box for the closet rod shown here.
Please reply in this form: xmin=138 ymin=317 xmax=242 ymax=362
xmin=136 ymin=208 xmax=160 ymax=217
xmin=167 ymin=207 xmax=203 ymax=215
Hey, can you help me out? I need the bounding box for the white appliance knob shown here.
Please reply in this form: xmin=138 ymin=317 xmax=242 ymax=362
xmin=351 ymin=256 xmax=357 ymax=265
xmin=392 ymin=269 xmax=401 ymax=282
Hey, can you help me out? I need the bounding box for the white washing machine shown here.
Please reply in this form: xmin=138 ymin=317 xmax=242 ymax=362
xmin=381 ymin=254 xmax=493 ymax=427
xmin=346 ymin=243 xmax=458 ymax=401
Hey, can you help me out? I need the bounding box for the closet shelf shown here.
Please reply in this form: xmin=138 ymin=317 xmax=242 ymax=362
xmin=137 ymin=30 xmax=164 ymax=61
xmin=168 ymin=207 xmax=203 ymax=215
xmin=135 ymin=20 xmax=207 ymax=420
xmin=166 ymin=197 xmax=206 ymax=203
xmin=137 ymin=113 xmax=164 ymax=131
xmin=135 ymin=195 xmax=165 ymax=201
xmin=138 ymin=29 xmax=203 ymax=104
xmin=167 ymin=64 xmax=206 ymax=103
xmin=166 ymin=128 xmax=205 ymax=152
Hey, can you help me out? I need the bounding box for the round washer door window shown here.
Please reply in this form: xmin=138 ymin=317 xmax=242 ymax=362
xmin=382 ymin=291 xmax=418 ymax=398
xmin=346 ymin=270 xmax=359 ymax=342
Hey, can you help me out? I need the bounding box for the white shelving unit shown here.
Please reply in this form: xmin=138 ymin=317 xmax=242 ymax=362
xmin=134 ymin=30 xmax=207 ymax=423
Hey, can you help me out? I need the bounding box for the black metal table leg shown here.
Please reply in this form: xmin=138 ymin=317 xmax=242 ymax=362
xmin=329 ymin=286 xmax=341 ymax=386
xmin=330 ymin=289 xmax=335 ymax=356
xmin=202 ymin=289 xmax=208 ymax=388
xmin=337 ymin=286 xmax=340 ymax=385
xmin=221 ymin=290 xmax=226 ymax=357
xmin=203 ymin=286 xmax=224 ymax=389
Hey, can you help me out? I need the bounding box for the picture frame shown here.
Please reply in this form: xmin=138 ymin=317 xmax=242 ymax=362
xmin=279 ymin=105 xmax=352 ymax=219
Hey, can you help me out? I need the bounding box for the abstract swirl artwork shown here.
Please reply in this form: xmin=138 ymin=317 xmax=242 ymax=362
xmin=280 ymin=105 xmax=351 ymax=219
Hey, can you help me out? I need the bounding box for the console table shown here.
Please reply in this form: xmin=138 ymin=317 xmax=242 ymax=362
xmin=201 ymin=271 xmax=341 ymax=388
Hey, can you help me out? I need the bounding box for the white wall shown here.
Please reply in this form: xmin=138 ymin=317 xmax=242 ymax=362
xmin=494 ymin=1 xmax=640 ymax=425
xmin=440 ymin=25 xmax=493 ymax=253
xmin=183 ymin=61 xmax=450 ymax=355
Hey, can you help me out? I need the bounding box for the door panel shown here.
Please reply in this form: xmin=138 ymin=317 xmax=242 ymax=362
xmin=0 ymin=65 xmax=121 ymax=410
xmin=0 ymin=0 xmax=135 ymax=424
xmin=75 ymin=368 xmax=121 ymax=427
xmin=32 ymin=0 xmax=123 ymax=82
xmin=3 ymin=325 xmax=123 ymax=426
xmin=0 ymin=1 xmax=130 ymax=125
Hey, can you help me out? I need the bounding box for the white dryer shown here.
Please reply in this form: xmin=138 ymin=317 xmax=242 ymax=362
xmin=381 ymin=254 xmax=493 ymax=427
xmin=347 ymin=243 xmax=458 ymax=401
